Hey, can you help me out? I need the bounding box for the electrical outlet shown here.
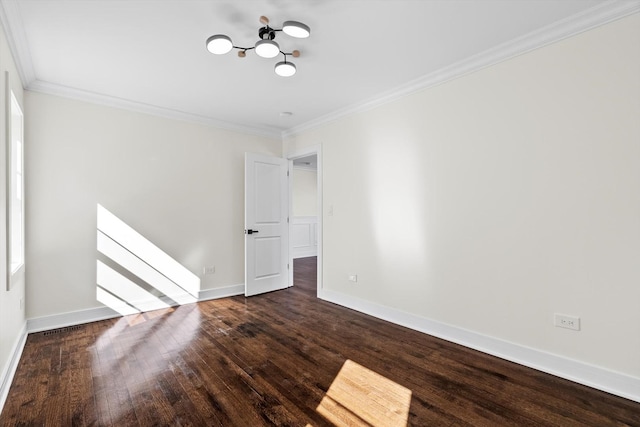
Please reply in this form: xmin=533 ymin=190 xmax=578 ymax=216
xmin=348 ymin=274 xmax=357 ymax=283
xmin=554 ymin=313 xmax=580 ymax=331
xmin=203 ymin=266 xmax=216 ymax=275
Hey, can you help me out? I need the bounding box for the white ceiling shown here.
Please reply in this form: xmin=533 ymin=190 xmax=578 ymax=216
xmin=1 ymin=0 xmax=637 ymax=138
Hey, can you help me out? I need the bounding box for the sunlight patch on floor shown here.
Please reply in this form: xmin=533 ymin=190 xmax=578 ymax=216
xmin=317 ymin=359 xmax=412 ymax=426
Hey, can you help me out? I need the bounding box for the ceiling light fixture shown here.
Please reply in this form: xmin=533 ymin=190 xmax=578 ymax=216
xmin=275 ymin=56 xmax=297 ymax=77
xmin=206 ymin=15 xmax=310 ymax=77
xmin=255 ymin=39 xmax=280 ymax=58
xmin=205 ymin=34 xmax=233 ymax=55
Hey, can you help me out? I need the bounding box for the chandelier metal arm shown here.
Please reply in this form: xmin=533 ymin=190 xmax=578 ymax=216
xmin=233 ymin=46 xmax=254 ymax=52
xmin=230 ymin=47 xmax=299 ymax=57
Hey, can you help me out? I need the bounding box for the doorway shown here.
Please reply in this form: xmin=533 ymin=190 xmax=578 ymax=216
xmin=288 ymin=146 xmax=322 ymax=296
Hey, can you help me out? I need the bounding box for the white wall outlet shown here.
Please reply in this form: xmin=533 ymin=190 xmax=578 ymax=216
xmin=348 ymin=274 xmax=358 ymax=283
xmin=554 ymin=313 xmax=580 ymax=331
xmin=328 ymin=205 xmax=334 ymax=216
xmin=203 ymin=266 xmax=216 ymax=275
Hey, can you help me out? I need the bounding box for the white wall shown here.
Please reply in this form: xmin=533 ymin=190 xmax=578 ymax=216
xmin=25 ymin=91 xmax=281 ymax=319
xmin=0 ymin=21 xmax=26 ymax=404
xmin=284 ymin=14 xmax=640 ymax=379
xmin=293 ymin=167 xmax=317 ymax=217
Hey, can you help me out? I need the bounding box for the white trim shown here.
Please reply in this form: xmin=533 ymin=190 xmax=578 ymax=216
xmin=282 ymin=0 xmax=640 ymax=138
xmin=286 ymin=144 xmax=323 ymax=297
xmin=1 ymin=284 xmax=242 ymax=412
xmin=2 ymin=2 xmax=636 ymax=140
xmin=27 ymin=306 xmax=121 ymax=333
xmin=198 ymin=283 xmax=244 ymax=301
xmin=292 ymin=251 xmax=317 ymax=260
xmin=0 ymin=322 xmax=27 ymax=412
xmin=26 ymin=284 xmax=244 ymax=333
xmin=318 ymin=288 xmax=640 ymax=403
xmin=27 ymin=81 xmax=282 ymax=139
xmin=0 ymin=0 xmax=36 ymax=86
xmin=5 ymin=283 xmax=637 ymax=412
xmin=0 ymin=0 xmax=279 ymax=137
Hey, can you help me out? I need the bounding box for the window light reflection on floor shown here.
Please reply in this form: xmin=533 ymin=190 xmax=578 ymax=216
xmin=317 ymin=359 xmax=412 ymax=426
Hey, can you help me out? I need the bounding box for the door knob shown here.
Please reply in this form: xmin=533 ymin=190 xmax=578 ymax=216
xmin=245 ymin=229 xmax=259 ymax=234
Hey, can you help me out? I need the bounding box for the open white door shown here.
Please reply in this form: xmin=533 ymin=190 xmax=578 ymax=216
xmin=245 ymin=153 xmax=289 ymax=297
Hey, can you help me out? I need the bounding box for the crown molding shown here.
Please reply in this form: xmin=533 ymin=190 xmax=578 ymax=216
xmin=0 ymin=0 xmax=36 ymax=86
xmin=282 ymin=0 xmax=640 ymax=138
xmin=0 ymin=0 xmax=281 ymax=139
xmin=2 ymin=0 xmax=638 ymax=141
xmin=28 ymin=80 xmax=282 ymax=139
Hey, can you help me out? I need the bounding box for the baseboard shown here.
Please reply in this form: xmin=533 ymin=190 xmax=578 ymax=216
xmin=2 ymin=284 xmax=242 ymax=412
xmin=27 ymin=306 xmax=122 ymax=333
xmin=17 ymin=285 xmax=636 ymax=404
xmin=318 ymin=288 xmax=640 ymax=403
xmin=27 ymin=284 xmax=245 ymax=334
xmin=199 ymin=284 xmax=244 ymax=301
xmin=0 ymin=322 xmax=27 ymax=413
xmin=293 ymin=250 xmax=318 ymax=259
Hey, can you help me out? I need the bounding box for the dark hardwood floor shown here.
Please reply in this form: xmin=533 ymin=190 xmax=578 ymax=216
xmin=1 ymin=256 xmax=638 ymax=426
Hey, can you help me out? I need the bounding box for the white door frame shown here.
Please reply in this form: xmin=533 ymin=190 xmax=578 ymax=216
xmin=287 ymin=144 xmax=322 ymax=297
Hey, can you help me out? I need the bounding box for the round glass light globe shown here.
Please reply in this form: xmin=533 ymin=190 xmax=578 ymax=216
xmin=275 ymin=61 xmax=296 ymax=77
xmin=282 ymin=21 xmax=310 ymax=38
xmin=255 ymin=40 xmax=280 ymax=58
xmin=206 ymin=35 xmax=233 ymax=54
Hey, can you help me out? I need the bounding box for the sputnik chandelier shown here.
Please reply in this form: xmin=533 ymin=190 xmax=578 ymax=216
xmin=206 ymin=16 xmax=310 ymax=77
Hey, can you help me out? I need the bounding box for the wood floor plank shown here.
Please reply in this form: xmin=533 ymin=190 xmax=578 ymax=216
xmin=1 ymin=257 xmax=639 ymax=426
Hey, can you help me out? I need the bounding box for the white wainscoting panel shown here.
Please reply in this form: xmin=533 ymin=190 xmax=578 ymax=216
xmin=292 ymin=216 xmax=318 ymax=259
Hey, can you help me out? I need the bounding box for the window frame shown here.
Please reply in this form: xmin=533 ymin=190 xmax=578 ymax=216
xmin=6 ymin=75 xmax=24 ymax=290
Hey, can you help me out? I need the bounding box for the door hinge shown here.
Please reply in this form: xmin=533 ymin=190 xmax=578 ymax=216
xmin=287 ymin=217 xmax=289 ymax=223
xmin=287 ymin=263 xmax=290 ymax=269
xmin=287 ymin=170 xmax=290 ymax=177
